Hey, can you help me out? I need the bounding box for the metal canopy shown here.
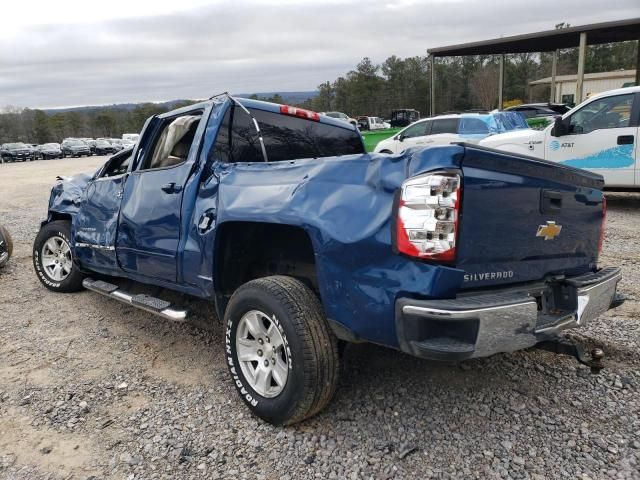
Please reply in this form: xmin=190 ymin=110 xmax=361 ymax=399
xmin=428 ymin=18 xmax=640 ymax=57
xmin=427 ymin=18 xmax=640 ymax=115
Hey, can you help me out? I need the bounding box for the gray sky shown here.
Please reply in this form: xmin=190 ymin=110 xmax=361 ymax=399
xmin=2 ymin=0 xmax=639 ymax=109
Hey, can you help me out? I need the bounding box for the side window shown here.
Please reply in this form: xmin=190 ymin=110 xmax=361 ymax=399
xmin=569 ymin=94 xmax=633 ymax=134
xmin=100 ymin=151 xmax=131 ymax=178
xmin=431 ymin=118 xmax=459 ymax=135
xmin=458 ymin=118 xmax=490 ymax=135
xmin=210 ymin=107 xmax=263 ymax=164
xmin=401 ymin=122 xmax=428 ymax=139
xmin=252 ymin=109 xmax=363 ymax=161
xmin=142 ymin=113 xmax=202 ymax=170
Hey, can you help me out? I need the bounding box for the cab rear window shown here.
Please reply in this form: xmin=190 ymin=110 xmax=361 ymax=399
xmin=211 ymin=106 xmax=364 ymax=163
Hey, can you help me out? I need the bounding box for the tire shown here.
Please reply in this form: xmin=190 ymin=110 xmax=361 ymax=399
xmin=0 ymin=225 xmax=13 ymax=268
xmin=380 ymin=150 xmax=393 ymax=154
xmin=33 ymin=220 xmax=84 ymax=292
xmin=224 ymin=276 xmax=339 ymax=425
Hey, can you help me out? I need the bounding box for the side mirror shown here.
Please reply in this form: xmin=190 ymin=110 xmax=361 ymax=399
xmin=396 ymin=134 xmax=405 ymax=142
xmin=551 ymin=116 xmax=567 ymax=137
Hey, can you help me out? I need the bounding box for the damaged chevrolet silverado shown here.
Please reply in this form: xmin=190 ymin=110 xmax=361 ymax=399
xmin=33 ymin=95 xmax=624 ymax=425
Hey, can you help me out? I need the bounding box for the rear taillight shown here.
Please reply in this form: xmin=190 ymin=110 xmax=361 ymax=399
xmin=395 ymin=172 xmax=461 ymax=262
xmin=598 ymin=195 xmax=607 ymax=253
xmin=279 ymin=105 xmax=320 ymax=122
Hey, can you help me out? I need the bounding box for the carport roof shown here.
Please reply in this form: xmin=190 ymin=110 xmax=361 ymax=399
xmin=428 ymin=18 xmax=640 ymax=57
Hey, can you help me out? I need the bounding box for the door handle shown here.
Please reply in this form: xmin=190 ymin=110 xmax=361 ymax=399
xmin=161 ymin=182 xmax=182 ymax=194
xmin=617 ymin=135 xmax=634 ymax=145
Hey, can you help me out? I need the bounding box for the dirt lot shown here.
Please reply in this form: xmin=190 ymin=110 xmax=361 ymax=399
xmin=0 ymin=157 xmax=638 ymax=480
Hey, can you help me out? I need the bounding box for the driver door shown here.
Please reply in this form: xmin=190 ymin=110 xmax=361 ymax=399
xmin=396 ymin=120 xmax=431 ymax=152
xmin=545 ymin=93 xmax=637 ymax=187
xmin=74 ymin=150 xmax=132 ymax=273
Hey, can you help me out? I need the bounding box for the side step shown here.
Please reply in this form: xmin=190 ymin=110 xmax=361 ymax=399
xmin=83 ymin=278 xmax=188 ymax=322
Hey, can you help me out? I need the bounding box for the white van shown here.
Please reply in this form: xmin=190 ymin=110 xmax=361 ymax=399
xmin=480 ymin=86 xmax=640 ymax=188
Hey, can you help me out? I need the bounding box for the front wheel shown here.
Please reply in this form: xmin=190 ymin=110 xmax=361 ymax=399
xmin=224 ymin=276 xmax=339 ymax=425
xmin=33 ymin=220 xmax=84 ymax=292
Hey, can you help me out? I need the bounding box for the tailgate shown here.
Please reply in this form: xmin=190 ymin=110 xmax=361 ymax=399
xmin=456 ymin=145 xmax=605 ymax=289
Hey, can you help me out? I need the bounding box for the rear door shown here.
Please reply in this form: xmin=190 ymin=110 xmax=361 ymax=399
xmin=116 ymin=108 xmax=206 ymax=282
xmin=456 ymin=145 xmax=605 ymax=289
xmin=428 ymin=118 xmax=461 ymax=145
xmin=545 ymin=93 xmax=638 ymax=188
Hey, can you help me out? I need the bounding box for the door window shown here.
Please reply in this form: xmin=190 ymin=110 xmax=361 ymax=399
xmin=431 ymin=118 xmax=459 ymax=134
xmin=142 ymin=113 xmax=202 ymax=170
xmin=401 ymin=121 xmax=428 ymax=139
xmin=100 ymin=150 xmax=132 ymax=178
xmin=568 ymin=94 xmax=633 ymax=134
xmin=458 ymin=118 xmax=490 ymax=135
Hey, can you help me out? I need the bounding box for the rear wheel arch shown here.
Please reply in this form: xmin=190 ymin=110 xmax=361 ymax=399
xmin=213 ymin=221 xmax=320 ymax=316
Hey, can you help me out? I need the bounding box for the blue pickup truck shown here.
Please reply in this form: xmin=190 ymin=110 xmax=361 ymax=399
xmin=33 ymin=95 xmax=624 ymax=425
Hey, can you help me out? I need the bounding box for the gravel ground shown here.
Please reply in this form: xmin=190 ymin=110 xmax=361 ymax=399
xmin=0 ymin=157 xmax=638 ymax=480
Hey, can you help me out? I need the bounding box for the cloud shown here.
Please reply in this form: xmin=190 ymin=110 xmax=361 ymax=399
xmin=1 ymin=0 xmax=638 ymax=108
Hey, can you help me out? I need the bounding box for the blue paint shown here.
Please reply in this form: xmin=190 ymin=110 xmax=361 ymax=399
xmin=561 ymin=145 xmax=635 ymax=169
xmin=550 ymin=140 xmax=560 ymax=151
xmin=42 ymin=97 xmax=606 ymax=351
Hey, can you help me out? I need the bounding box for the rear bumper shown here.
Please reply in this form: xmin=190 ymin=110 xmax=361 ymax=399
xmin=395 ymin=267 xmax=623 ymax=361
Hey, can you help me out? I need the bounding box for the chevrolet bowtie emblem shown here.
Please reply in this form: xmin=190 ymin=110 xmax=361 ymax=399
xmin=537 ymin=221 xmax=562 ymax=240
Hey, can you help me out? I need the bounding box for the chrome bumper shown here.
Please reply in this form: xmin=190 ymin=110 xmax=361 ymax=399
xmin=395 ymin=267 xmax=622 ymax=361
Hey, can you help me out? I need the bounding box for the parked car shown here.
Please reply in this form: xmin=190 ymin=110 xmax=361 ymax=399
xmin=374 ymin=111 xmax=529 ymax=154
xmin=122 ymin=133 xmax=140 ymax=142
xmin=505 ymin=102 xmax=571 ymax=119
xmin=94 ymin=139 xmax=117 ymax=156
xmin=1 ymin=142 xmax=35 ymax=162
xmin=80 ymin=139 xmax=97 ymax=154
xmin=390 ymin=109 xmax=420 ymax=128
xmin=0 ymin=225 xmax=12 ymax=268
xmin=38 ymin=143 xmax=63 ymax=160
xmin=357 ymin=116 xmax=390 ymax=131
xmin=320 ymin=111 xmax=357 ymax=127
xmin=121 ymin=139 xmax=136 ymax=149
xmin=33 ymin=96 xmax=623 ymax=425
xmin=61 ymin=139 xmax=92 ymax=157
xmin=481 ymin=86 xmax=639 ymax=189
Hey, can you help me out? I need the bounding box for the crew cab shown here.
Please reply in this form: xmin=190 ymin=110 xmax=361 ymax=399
xmin=481 ymin=87 xmax=640 ymax=189
xmin=33 ymin=96 xmax=623 ymax=425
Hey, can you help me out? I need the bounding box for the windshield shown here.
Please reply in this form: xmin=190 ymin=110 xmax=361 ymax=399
xmin=5 ymin=143 xmax=25 ymax=149
xmin=42 ymin=143 xmax=60 ymax=148
xmin=66 ymin=140 xmax=86 ymax=146
xmin=96 ymin=140 xmax=111 ymax=147
xmin=326 ymin=112 xmax=347 ymax=119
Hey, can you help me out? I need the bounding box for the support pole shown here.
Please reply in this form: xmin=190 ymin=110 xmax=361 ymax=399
xmin=636 ymin=40 xmax=640 ymax=86
xmin=550 ymin=50 xmax=558 ymax=103
xmin=576 ymin=32 xmax=587 ymax=104
xmin=498 ymin=54 xmax=504 ymax=110
xmin=430 ymin=55 xmax=435 ymax=116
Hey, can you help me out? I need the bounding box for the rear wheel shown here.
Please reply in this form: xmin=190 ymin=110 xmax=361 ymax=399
xmin=33 ymin=221 xmax=84 ymax=292
xmin=0 ymin=225 xmax=13 ymax=268
xmin=224 ymin=276 xmax=339 ymax=425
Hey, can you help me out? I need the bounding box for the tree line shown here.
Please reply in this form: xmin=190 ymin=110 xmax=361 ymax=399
xmin=0 ymin=39 xmax=636 ymax=144
xmin=0 ymin=101 xmax=196 ymax=145
xmin=297 ymin=40 xmax=637 ymax=117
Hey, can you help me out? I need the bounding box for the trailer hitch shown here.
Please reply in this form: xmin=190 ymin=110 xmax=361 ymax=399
xmin=536 ymin=338 xmax=604 ymax=374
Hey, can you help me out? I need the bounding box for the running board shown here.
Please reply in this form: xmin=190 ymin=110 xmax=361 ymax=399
xmin=82 ymin=278 xmax=188 ymax=322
